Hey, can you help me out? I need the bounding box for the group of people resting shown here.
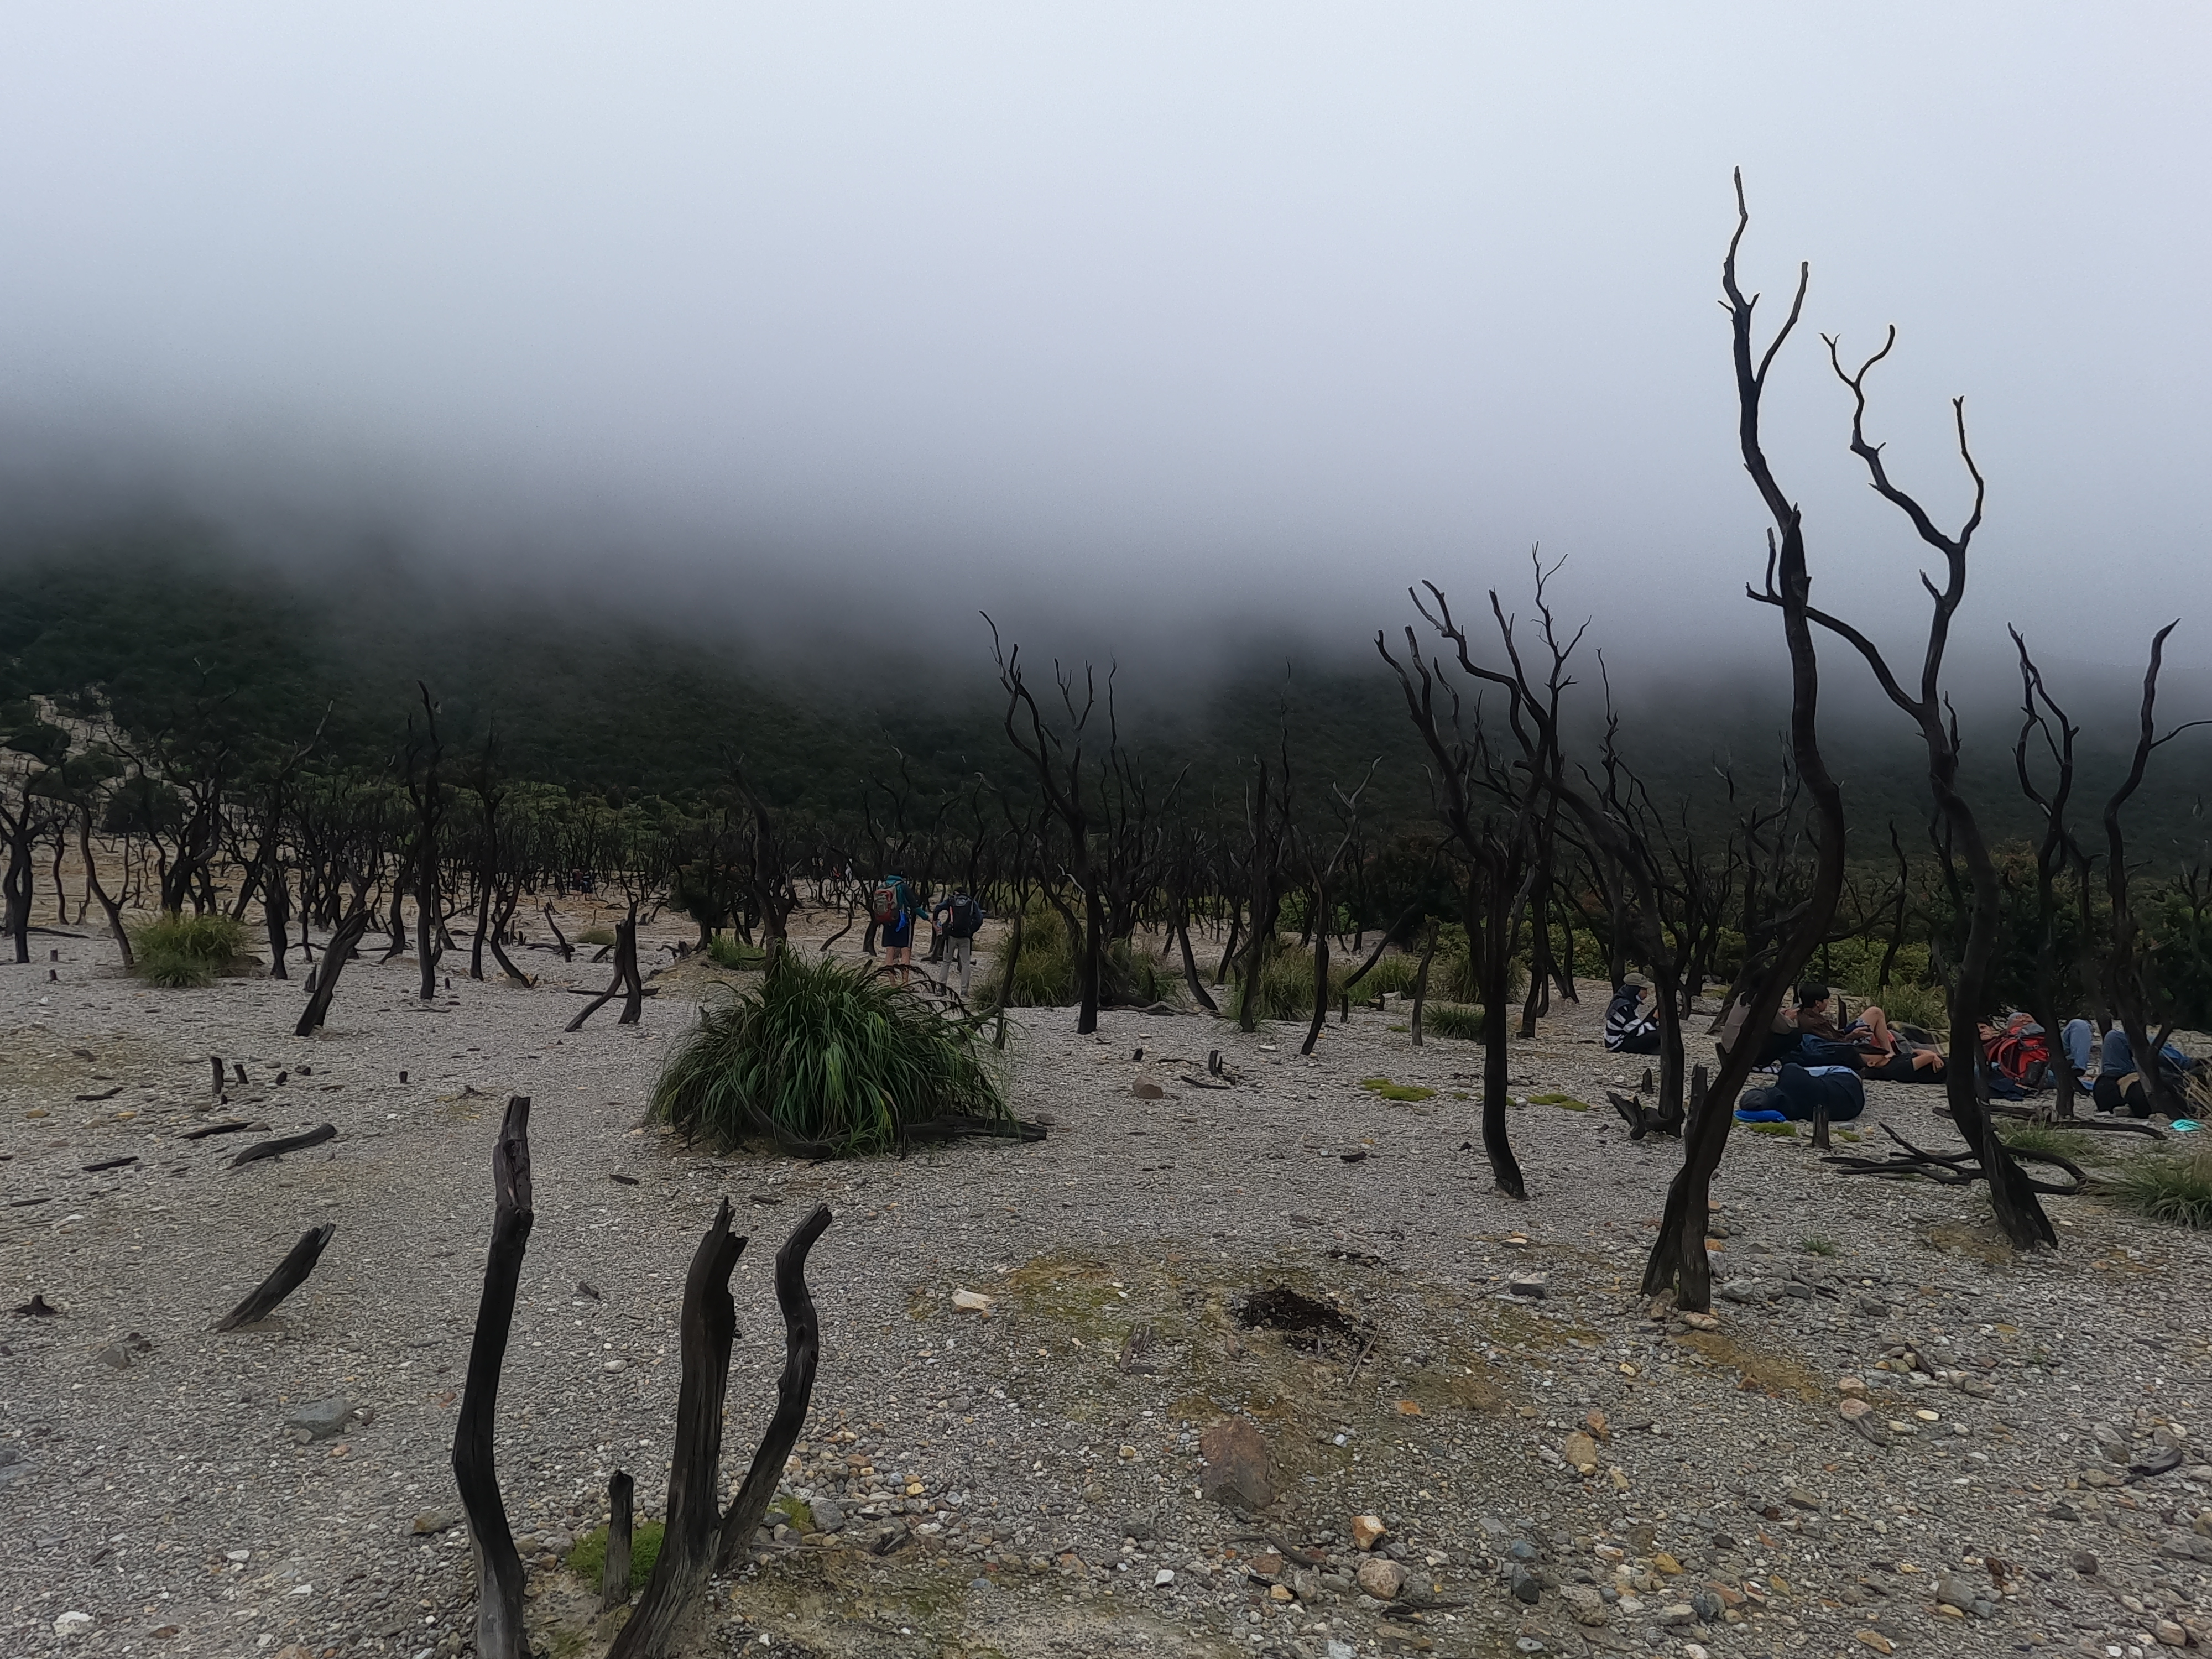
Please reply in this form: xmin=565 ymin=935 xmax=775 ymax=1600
xmin=1603 ymin=974 xmax=2203 ymax=1126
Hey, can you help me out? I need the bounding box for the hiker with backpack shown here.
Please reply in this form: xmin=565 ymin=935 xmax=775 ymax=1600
xmin=871 ymin=874 xmax=918 ymax=985
xmin=931 ymin=889 xmax=986 ymax=994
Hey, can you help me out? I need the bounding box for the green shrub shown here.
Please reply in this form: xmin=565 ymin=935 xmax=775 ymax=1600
xmin=128 ymin=910 xmax=247 ymax=988
xmin=1999 ymin=1122 xmax=2114 ymax=1168
xmin=1229 ymin=943 xmax=1422 ymax=1024
xmin=1419 ymin=1002 xmax=1485 ymax=1041
xmin=2109 ymin=1145 xmax=2212 ymax=1229
xmin=1360 ymin=1077 xmax=1434 ymax=1102
xmin=566 ymin=1520 xmax=664 ymax=1593
xmin=1439 ymin=948 xmax=1527 ymax=1006
xmin=974 ymin=909 xmax=1180 ymax=1010
xmin=706 ymin=935 xmax=768 ymax=971
xmin=653 ymin=953 xmax=1005 ymax=1155
xmin=1841 ymin=977 xmax=1949 ymax=1037
xmin=577 ymin=925 xmax=618 ymax=948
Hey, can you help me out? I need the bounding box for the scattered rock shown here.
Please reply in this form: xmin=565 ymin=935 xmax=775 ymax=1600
xmin=1131 ymin=1081 xmax=1165 ymax=1099
xmin=284 ymin=1396 xmax=352 ymax=1441
xmin=1350 ymin=1514 xmax=1387 ymax=1551
xmin=410 ymin=1511 xmax=457 ymax=1535
xmin=1355 ymin=1555 xmax=1407 ymax=1600
xmin=950 ymin=1288 xmax=995 ymax=1314
xmin=1507 ymin=1274 xmax=1548 ymax=1299
xmin=2070 ymin=1548 xmax=2099 ymax=1575
xmin=1197 ymin=1416 xmax=1274 ymax=1511
xmin=1509 ymin=1563 xmax=1541 ymax=1604
xmin=1561 ymin=1431 xmax=1600 ymax=1474
xmin=811 ymin=1499 xmax=845 ymax=1533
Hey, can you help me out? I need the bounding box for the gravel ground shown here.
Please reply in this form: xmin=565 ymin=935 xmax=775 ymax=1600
xmin=5 ymin=908 xmax=2211 ymax=1659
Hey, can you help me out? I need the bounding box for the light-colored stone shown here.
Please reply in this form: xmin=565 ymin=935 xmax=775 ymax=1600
xmin=1350 ymin=1514 xmax=1387 ymax=1551
xmin=1561 ymin=1431 xmax=1599 ymax=1473
xmin=1355 ymin=1556 xmax=1407 ymax=1601
xmin=951 ymin=1288 xmax=995 ymax=1313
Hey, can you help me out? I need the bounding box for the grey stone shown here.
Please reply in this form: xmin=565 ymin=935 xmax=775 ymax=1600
xmin=284 ymin=1396 xmax=352 ymax=1441
xmin=1934 ymin=1573 xmax=1976 ymax=1611
xmin=1507 ymin=1274 xmax=1548 ymax=1299
xmin=1510 ymin=1563 xmax=1541 ymax=1604
xmin=1197 ymin=1416 xmax=1274 ymax=1511
xmin=811 ymin=1499 xmax=845 ymax=1533
xmin=1717 ymin=1279 xmax=1761 ymax=1304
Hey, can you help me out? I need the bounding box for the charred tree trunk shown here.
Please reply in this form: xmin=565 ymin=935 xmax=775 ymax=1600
xmin=295 ymin=905 xmax=374 ymax=1038
xmin=451 ymin=1098 xmax=534 ymax=1659
xmin=79 ymin=813 xmax=133 ymax=969
xmin=214 ymin=1223 xmax=336 ymax=1331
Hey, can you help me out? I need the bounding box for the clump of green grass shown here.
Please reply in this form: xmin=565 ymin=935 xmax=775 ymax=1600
xmin=974 ymin=907 xmax=1180 ymax=1010
xmin=128 ymin=910 xmax=247 ymax=988
xmin=2109 ymin=1145 xmax=2212 ymax=1229
xmin=1748 ymin=1121 xmax=1799 ymax=1138
xmin=1999 ymin=1122 xmax=2112 ymax=1168
xmin=1799 ymin=1234 xmax=1839 ymax=1256
xmin=1841 ymin=978 xmax=1949 ymax=1038
xmin=653 ymin=952 xmax=1005 ymax=1155
xmin=1360 ymin=1076 xmax=1436 ymax=1103
xmin=1420 ymin=1003 xmax=1485 ymax=1041
xmin=1526 ymin=1091 xmax=1590 ymax=1111
xmin=706 ymin=935 xmax=768 ymax=971
xmin=567 ymin=1520 xmax=664 ymax=1592
xmin=577 ymin=924 xmax=618 ymax=948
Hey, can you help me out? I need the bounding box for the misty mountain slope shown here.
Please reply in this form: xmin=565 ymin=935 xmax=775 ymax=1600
xmin=3 ymin=529 xmax=2205 ymax=867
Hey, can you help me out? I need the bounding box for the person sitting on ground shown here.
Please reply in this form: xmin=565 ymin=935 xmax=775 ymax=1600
xmin=2059 ymin=1016 xmax=2110 ymax=1079
xmin=1848 ymin=1004 xmax=1945 ymax=1081
xmin=1715 ymin=987 xmax=1803 ymax=1068
xmin=1734 ymin=1060 xmax=1867 ymax=1124
xmin=1605 ymin=973 xmax=1662 ymax=1053
xmin=1791 ymin=983 xmax=1866 ymax=1070
xmin=2090 ymin=1025 xmax=2195 ymax=1118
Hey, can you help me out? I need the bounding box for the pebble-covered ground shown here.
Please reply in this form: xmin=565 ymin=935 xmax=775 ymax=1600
xmin=4 ymin=906 xmax=2211 ymax=1659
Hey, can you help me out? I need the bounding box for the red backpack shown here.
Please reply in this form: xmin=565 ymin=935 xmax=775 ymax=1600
xmin=1987 ymin=1029 xmax=2050 ymax=1089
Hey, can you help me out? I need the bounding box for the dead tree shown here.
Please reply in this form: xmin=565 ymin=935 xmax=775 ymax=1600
xmin=564 ymin=913 xmax=644 ymax=1031
xmin=1642 ymin=176 xmax=1848 ymax=1310
xmin=2099 ymin=623 xmax=2208 ymax=1120
xmin=1374 ymin=629 xmax=1533 ymax=1199
xmin=1300 ymin=763 xmax=1380 ymax=1056
xmin=452 ymin=1098 xmax=534 ymax=1659
xmin=609 ymin=1203 xmax=833 ymax=1659
xmin=1231 ymin=740 xmax=1297 ymax=1036
xmin=2008 ymin=631 xmax=2095 ymax=1117
xmin=295 ymin=903 xmax=375 ymax=1037
xmin=1796 ymin=321 xmax=2050 ymax=1248
xmin=400 ymin=685 xmax=447 ymax=1003
xmin=988 ymin=618 xmax=1108 ymax=1034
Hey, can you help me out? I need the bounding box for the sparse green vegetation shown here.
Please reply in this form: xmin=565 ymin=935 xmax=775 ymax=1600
xmin=577 ymin=924 xmax=617 ymax=948
xmin=706 ymin=934 xmax=768 ymax=971
xmin=127 ymin=910 xmax=247 ymax=988
xmin=1999 ymin=1121 xmax=2112 ymax=1168
xmin=2109 ymin=1144 xmax=2212 ymax=1229
xmin=1748 ymin=1121 xmax=1798 ymax=1137
xmin=566 ymin=1520 xmax=663 ymax=1593
xmin=1360 ymin=1076 xmax=1435 ymax=1103
xmin=652 ymin=952 xmax=1005 ymax=1155
xmin=1526 ymin=1091 xmax=1590 ymax=1111
xmin=1799 ymin=1234 xmax=1839 ymax=1256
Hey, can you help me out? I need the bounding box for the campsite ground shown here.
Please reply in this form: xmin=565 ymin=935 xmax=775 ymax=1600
xmin=4 ymin=907 xmax=2210 ymax=1659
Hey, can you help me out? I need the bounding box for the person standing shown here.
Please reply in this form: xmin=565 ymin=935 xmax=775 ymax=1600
xmin=931 ymin=888 xmax=985 ymax=994
xmin=873 ymin=874 xmax=916 ymax=985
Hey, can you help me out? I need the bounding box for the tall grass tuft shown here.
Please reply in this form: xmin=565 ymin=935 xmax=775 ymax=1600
xmin=128 ymin=911 xmax=247 ymax=988
xmin=706 ymin=935 xmax=768 ymax=972
xmin=975 ymin=906 xmax=1181 ymax=1010
xmin=653 ymin=953 xmax=1005 ymax=1155
xmin=1421 ymin=1002 xmax=1486 ymax=1041
xmin=2109 ymin=1145 xmax=2212 ymax=1229
xmin=1230 ymin=944 xmax=1425 ymax=1023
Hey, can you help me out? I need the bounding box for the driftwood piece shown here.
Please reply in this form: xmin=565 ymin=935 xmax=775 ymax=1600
xmin=296 ymin=906 xmax=374 ymax=1037
xmin=82 ymin=1155 xmax=138 ymax=1172
xmin=453 ymin=1098 xmax=534 ymax=1659
xmin=215 ymin=1223 xmax=336 ymax=1330
xmin=181 ymin=1119 xmax=258 ymax=1140
xmin=210 ymin=1055 xmax=226 ymax=1097
xmin=602 ymin=1469 xmax=634 ymax=1611
xmin=1604 ymin=1090 xmax=1662 ymax=1140
xmin=1823 ymin=1121 xmax=2087 ymax=1196
xmin=1811 ymin=1104 xmax=1832 ymax=1151
xmin=230 ymin=1123 xmax=337 ymax=1168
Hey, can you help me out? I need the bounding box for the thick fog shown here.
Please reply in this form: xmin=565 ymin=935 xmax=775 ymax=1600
xmin=2 ymin=4 xmax=2208 ymax=695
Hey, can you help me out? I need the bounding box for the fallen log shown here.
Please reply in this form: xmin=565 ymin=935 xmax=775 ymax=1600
xmin=215 ymin=1223 xmax=336 ymax=1331
xmin=1824 ymin=1121 xmax=2086 ymax=1196
xmin=181 ymin=1119 xmax=259 ymax=1140
xmin=230 ymin=1123 xmax=338 ymax=1168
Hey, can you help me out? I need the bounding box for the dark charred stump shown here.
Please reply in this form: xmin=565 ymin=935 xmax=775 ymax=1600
xmin=215 ymin=1223 xmax=335 ymax=1330
xmin=452 ymin=1098 xmax=534 ymax=1659
xmin=602 ymin=1470 xmax=634 ymax=1611
xmin=296 ymin=906 xmax=374 ymax=1038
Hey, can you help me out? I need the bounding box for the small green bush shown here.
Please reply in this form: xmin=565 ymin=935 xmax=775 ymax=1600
xmin=1839 ymin=977 xmax=1949 ymax=1038
xmin=1439 ymin=949 xmax=1527 ymax=1006
xmin=974 ymin=908 xmax=1180 ymax=1010
xmin=1360 ymin=1076 xmax=1434 ymax=1102
xmin=2109 ymin=1145 xmax=2212 ymax=1229
xmin=1799 ymin=1234 xmax=1839 ymax=1256
xmin=1419 ymin=1002 xmax=1485 ymax=1041
xmin=706 ymin=935 xmax=768 ymax=971
xmin=653 ymin=952 xmax=1005 ymax=1155
xmin=566 ymin=1520 xmax=664 ymax=1592
xmin=128 ymin=910 xmax=247 ymax=988
xmin=577 ymin=925 xmax=618 ymax=948
xmin=1999 ymin=1122 xmax=2112 ymax=1168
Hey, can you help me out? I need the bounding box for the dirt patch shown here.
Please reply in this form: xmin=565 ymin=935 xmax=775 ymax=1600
xmin=1924 ymin=1218 xmax=2015 ymax=1266
xmin=1234 ymin=1285 xmax=1363 ymax=1349
xmin=1676 ymin=1329 xmax=1824 ymax=1402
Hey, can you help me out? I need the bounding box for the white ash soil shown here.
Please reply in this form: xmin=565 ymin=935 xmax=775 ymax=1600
xmin=4 ymin=907 xmax=2211 ymax=1659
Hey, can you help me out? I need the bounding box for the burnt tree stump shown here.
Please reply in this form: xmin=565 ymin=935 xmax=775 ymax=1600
xmin=214 ymin=1223 xmax=336 ymax=1331
xmin=296 ymin=906 xmax=374 ymax=1038
xmin=452 ymin=1098 xmax=534 ymax=1659
xmin=602 ymin=1469 xmax=634 ymax=1611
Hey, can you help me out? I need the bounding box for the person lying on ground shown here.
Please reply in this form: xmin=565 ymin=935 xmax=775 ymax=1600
xmin=1605 ymin=973 xmax=1662 ymax=1053
xmin=1848 ymin=1004 xmax=1945 ymax=1081
xmin=2090 ymin=1025 xmax=2197 ymax=1118
xmin=1734 ymin=1061 xmax=1866 ymax=1124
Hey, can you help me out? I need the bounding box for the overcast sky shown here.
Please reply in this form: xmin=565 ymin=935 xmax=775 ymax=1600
xmin=2 ymin=4 xmax=2206 ymax=687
